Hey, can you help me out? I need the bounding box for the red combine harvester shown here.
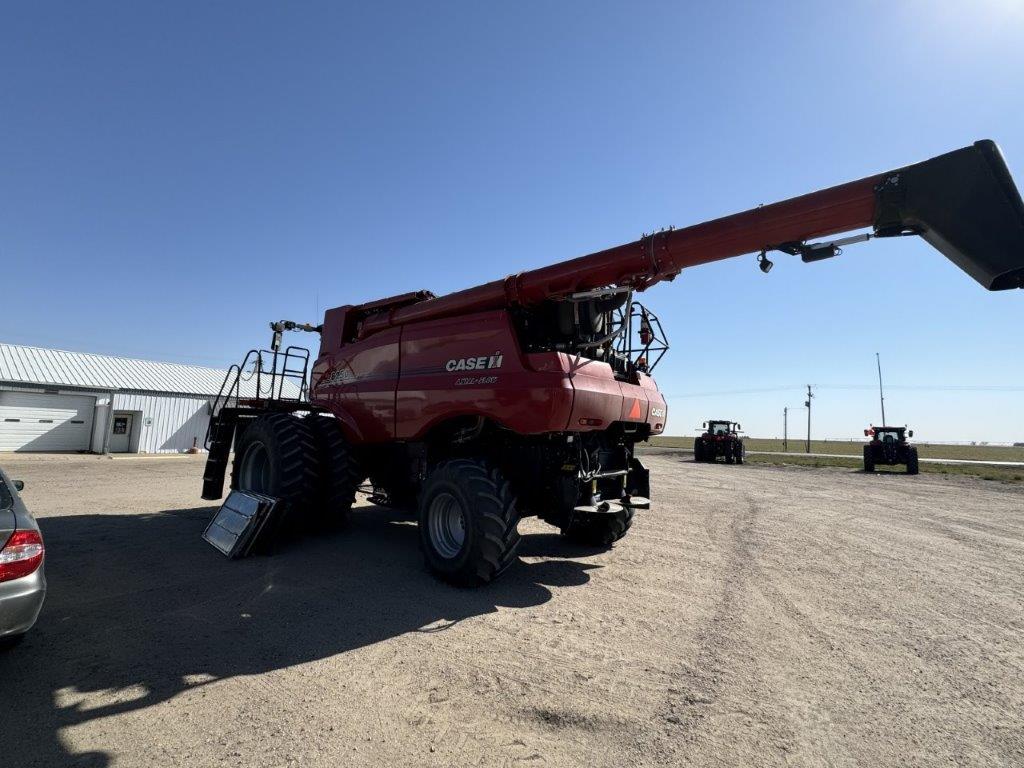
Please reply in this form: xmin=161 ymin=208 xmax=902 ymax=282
xmin=203 ymin=140 xmax=1024 ymax=585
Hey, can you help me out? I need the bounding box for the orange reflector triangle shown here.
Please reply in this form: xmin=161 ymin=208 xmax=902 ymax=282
xmin=628 ymin=399 xmax=642 ymax=419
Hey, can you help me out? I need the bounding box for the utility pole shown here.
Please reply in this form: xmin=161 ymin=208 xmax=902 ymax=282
xmin=783 ymin=407 xmax=788 ymax=452
xmin=804 ymin=385 xmax=814 ymax=453
xmin=876 ymin=352 xmax=887 ymax=425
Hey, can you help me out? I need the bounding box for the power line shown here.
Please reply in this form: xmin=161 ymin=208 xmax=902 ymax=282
xmin=663 ymin=383 xmax=1024 ymax=397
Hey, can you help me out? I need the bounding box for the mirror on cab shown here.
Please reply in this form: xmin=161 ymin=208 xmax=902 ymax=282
xmin=736 ymin=423 xmax=742 ymax=430
xmin=14 ymin=480 xmax=24 ymax=491
xmin=864 ymin=429 xmax=871 ymax=437
xmin=908 ymin=430 xmax=914 ymax=438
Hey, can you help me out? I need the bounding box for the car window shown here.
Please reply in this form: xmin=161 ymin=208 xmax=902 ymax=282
xmin=0 ymin=479 xmax=12 ymax=510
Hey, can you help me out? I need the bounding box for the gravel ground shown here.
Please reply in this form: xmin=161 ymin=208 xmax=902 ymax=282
xmin=1 ymin=451 xmax=1022 ymax=767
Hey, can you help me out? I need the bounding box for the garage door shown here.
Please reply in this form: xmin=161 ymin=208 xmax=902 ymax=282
xmin=0 ymin=391 xmax=95 ymax=452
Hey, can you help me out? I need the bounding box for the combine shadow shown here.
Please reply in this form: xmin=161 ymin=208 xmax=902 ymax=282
xmin=0 ymin=503 xmax=597 ymax=767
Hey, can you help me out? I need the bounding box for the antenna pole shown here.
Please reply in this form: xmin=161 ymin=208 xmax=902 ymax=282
xmin=876 ymin=352 xmax=887 ymax=425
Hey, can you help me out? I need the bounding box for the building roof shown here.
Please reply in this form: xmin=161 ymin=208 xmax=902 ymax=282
xmin=0 ymin=343 xmax=304 ymax=399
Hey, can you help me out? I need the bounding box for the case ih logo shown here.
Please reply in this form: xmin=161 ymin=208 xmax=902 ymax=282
xmin=445 ymin=352 xmax=504 ymax=372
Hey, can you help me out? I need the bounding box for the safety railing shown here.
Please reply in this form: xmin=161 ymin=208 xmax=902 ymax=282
xmin=205 ymin=346 xmax=311 ymax=448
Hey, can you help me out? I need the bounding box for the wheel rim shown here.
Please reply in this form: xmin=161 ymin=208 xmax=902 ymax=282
xmin=427 ymin=492 xmax=466 ymax=559
xmin=240 ymin=441 xmax=272 ymax=494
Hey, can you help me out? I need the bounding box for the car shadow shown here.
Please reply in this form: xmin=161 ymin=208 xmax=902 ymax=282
xmin=0 ymin=503 xmax=598 ymax=767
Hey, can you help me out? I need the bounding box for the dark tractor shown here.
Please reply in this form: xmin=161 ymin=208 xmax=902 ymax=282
xmin=863 ymin=426 xmax=919 ymax=475
xmin=694 ymin=421 xmax=745 ymax=464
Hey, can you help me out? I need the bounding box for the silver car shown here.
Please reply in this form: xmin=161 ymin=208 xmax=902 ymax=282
xmin=0 ymin=466 xmax=46 ymax=647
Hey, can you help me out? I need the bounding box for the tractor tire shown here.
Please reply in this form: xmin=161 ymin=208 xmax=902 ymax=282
xmin=418 ymin=459 xmax=521 ymax=586
xmin=863 ymin=445 xmax=875 ymax=473
xmin=693 ymin=439 xmax=703 ymax=462
xmin=906 ymin=449 xmax=920 ymax=475
xmin=736 ymin=442 xmax=745 ymax=465
xmin=562 ymin=506 xmax=635 ymax=548
xmin=305 ymin=414 xmax=363 ymax=523
xmin=231 ymin=412 xmax=321 ymax=537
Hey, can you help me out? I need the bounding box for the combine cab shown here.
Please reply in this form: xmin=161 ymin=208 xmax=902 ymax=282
xmin=863 ymin=426 xmax=919 ymax=475
xmin=694 ymin=421 xmax=745 ymax=464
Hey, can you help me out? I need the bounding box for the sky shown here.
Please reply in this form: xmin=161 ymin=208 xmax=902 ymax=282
xmin=1 ymin=1 xmax=1022 ymax=442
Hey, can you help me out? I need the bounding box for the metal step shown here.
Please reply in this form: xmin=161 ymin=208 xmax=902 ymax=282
xmin=573 ymin=501 xmax=624 ymax=516
xmin=621 ymin=496 xmax=651 ymax=509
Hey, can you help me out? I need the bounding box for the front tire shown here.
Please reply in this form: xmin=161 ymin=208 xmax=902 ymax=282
xmin=906 ymin=449 xmax=919 ymax=475
xmin=562 ymin=506 xmax=635 ymax=547
xmin=231 ymin=413 xmax=320 ymax=534
xmin=863 ymin=445 xmax=875 ymax=473
xmin=418 ymin=459 xmax=521 ymax=586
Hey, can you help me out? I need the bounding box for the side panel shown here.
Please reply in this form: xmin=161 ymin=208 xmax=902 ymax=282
xmin=637 ymin=373 xmax=668 ymax=435
xmin=396 ymin=310 xmax=574 ymax=440
xmin=564 ymin=359 xmax=625 ymax=430
xmin=311 ymin=327 xmax=402 ymax=442
xmin=566 ymin=362 xmax=667 ymax=435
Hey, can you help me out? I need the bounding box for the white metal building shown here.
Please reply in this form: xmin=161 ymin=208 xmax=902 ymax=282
xmin=0 ymin=343 xmax=299 ymax=454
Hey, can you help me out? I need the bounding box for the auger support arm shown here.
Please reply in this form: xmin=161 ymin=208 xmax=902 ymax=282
xmin=357 ymin=140 xmax=1023 ymax=338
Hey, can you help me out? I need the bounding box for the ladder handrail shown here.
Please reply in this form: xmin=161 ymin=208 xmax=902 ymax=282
xmin=205 ymin=346 xmax=313 ymax=448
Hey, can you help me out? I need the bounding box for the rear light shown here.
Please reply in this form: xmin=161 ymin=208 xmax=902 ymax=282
xmin=0 ymin=529 xmax=44 ymax=583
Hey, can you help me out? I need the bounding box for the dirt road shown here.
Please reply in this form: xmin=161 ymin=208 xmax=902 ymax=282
xmin=1 ymin=453 xmax=1021 ymax=767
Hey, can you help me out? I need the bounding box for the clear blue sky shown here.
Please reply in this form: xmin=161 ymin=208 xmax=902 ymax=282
xmin=2 ymin=2 xmax=1022 ymax=442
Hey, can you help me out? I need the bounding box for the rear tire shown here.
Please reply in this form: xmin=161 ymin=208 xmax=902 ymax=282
xmin=693 ymin=439 xmax=704 ymax=462
xmin=305 ymin=414 xmax=364 ymax=523
xmin=231 ymin=413 xmax=320 ymax=536
xmin=907 ymin=449 xmax=919 ymax=475
xmin=418 ymin=459 xmax=521 ymax=586
xmin=863 ymin=445 xmax=875 ymax=473
xmin=562 ymin=506 xmax=635 ymax=547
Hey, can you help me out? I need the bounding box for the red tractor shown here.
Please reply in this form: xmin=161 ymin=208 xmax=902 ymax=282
xmin=203 ymin=141 xmax=1024 ymax=585
xmin=694 ymin=421 xmax=745 ymax=464
xmin=863 ymin=426 xmax=919 ymax=475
